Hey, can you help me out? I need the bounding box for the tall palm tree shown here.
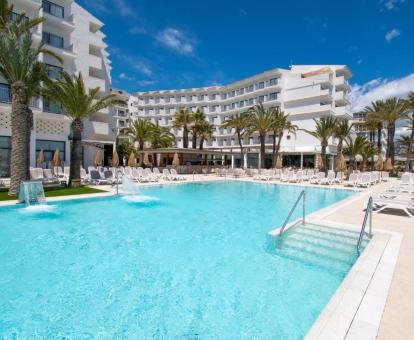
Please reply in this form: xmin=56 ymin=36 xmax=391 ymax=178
xmin=221 ymin=113 xmax=249 ymax=168
xmin=404 ymin=91 xmax=414 ymax=171
xmin=363 ymin=100 xmax=385 ymax=152
xmin=149 ymin=123 xmax=175 ymax=149
xmin=247 ymin=102 xmax=274 ymax=169
xmin=270 ymin=108 xmax=297 ymax=167
xmin=334 ymin=119 xmax=353 ymax=171
xmin=121 ymin=119 xmax=154 ymax=151
xmin=0 ymin=21 xmax=61 ymax=195
xmin=198 ymin=121 xmax=214 ymax=150
xmin=172 ymin=108 xmax=193 ymax=149
xmin=360 ymin=144 xmax=377 ymax=171
xmin=43 ymin=72 xmax=124 ymax=187
xmin=190 ymin=109 xmax=206 ymax=149
xmin=304 ymin=116 xmax=337 ymax=174
xmin=397 ymin=135 xmax=413 ymax=171
xmin=344 ymin=136 xmax=369 ymax=174
xmin=369 ymin=98 xmax=407 ymax=167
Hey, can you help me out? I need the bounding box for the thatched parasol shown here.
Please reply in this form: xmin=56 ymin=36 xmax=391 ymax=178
xmin=385 ymin=158 xmax=393 ymax=171
xmin=172 ymin=152 xmax=180 ymax=167
xmin=275 ymin=154 xmax=282 ymax=169
xmin=112 ymin=149 xmax=119 ymax=167
xmin=143 ymin=152 xmax=150 ymax=166
xmin=127 ymin=151 xmax=137 ymax=167
xmin=52 ymin=149 xmax=61 ymax=167
xmin=318 ymin=155 xmax=325 ymax=169
xmin=335 ymin=153 xmax=347 ymax=172
xmin=94 ymin=150 xmax=103 ymax=167
xmin=375 ymin=154 xmax=384 ymax=171
xmin=37 ymin=149 xmax=45 ymax=167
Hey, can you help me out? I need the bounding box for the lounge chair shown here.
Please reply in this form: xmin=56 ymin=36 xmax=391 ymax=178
xmin=42 ymin=169 xmax=60 ymax=185
xmin=170 ymin=168 xmax=184 ymax=180
xmin=162 ymin=169 xmax=172 ymax=180
xmin=89 ymin=170 xmax=109 ymax=185
xmin=344 ymin=173 xmax=358 ymax=187
xmin=152 ymin=167 xmax=162 ymax=180
xmin=310 ymin=172 xmax=325 ymax=184
xmin=30 ymin=168 xmax=43 ymax=181
xmin=381 ymin=172 xmax=389 ymax=182
xmin=372 ymin=197 xmax=414 ymax=217
xmin=401 ymin=173 xmax=413 ymax=186
xmin=356 ymin=173 xmax=371 ymax=188
xmin=320 ymin=172 xmax=336 ymax=185
xmin=80 ymin=167 xmax=90 ymax=184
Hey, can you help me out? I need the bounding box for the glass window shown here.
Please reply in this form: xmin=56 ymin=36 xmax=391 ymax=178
xmin=9 ymin=12 xmax=29 ymax=23
xmin=42 ymin=31 xmax=64 ymax=49
xmin=46 ymin=64 xmax=63 ymax=80
xmin=0 ymin=83 xmax=11 ymax=103
xmin=36 ymin=140 xmax=65 ymax=164
xmin=269 ymin=78 xmax=278 ymax=86
xmin=43 ymin=99 xmax=62 ymax=114
xmin=0 ymin=136 xmax=11 ymax=177
xmin=258 ymin=82 xmax=265 ymax=89
xmin=42 ymin=0 xmax=64 ymax=18
xmin=269 ymin=92 xmax=278 ymax=101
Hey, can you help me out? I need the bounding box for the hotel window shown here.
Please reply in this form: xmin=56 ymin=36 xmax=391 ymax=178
xmin=36 ymin=140 xmax=65 ymax=164
xmin=0 ymin=136 xmax=11 ymax=177
xmin=43 ymin=99 xmax=62 ymax=114
xmin=258 ymin=95 xmax=265 ymax=103
xmin=42 ymin=0 xmax=64 ymax=18
xmin=221 ymin=93 xmax=227 ymax=100
xmin=269 ymin=92 xmax=278 ymax=101
xmin=258 ymin=82 xmax=265 ymax=89
xmin=248 ymin=85 xmax=254 ymax=92
xmin=248 ymin=98 xmax=254 ymax=105
xmin=155 ymin=97 xmax=160 ymax=104
xmin=175 ymin=96 xmax=181 ymax=102
xmin=42 ymin=31 xmax=64 ymax=49
xmin=231 ymin=91 xmax=235 ymax=97
xmin=231 ymin=103 xmax=235 ymax=109
xmin=0 ymin=83 xmax=11 ymax=103
xmin=187 ymin=95 xmax=192 ymax=102
xmin=165 ymin=96 xmax=170 ymax=103
xmin=46 ymin=64 xmax=63 ymax=80
xmin=222 ymin=105 xmax=227 ymax=112
xmin=269 ymin=78 xmax=278 ymax=86
xmin=9 ymin=11 xmax=29 ymax=23
xmin=239 ymin=101 xmax=244 ymax=108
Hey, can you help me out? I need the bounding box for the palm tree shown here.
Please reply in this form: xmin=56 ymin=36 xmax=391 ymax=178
xmin=304 ymin=116 xmax=337 ymax=174
xmin=365 ymin=98 xmax=407 ymax=167
xmin=190 ymin=109 xmax=206 ymax=149
xmin=404 ymin=91 xmax=414 ymax=171
xmin=43 ymin=72 xmax=124 ymax=187
xmin=334 ymin=119 xmax=353 ymax=171
xmin=360 ymin=144 xmax=377 ymax=171
xmin=246 ymin=102 xmax=274 ymax=169
xmin=363 ymin=100 xmax=385 ymax=152
xmin=0 ymin=21 xmax=61 ymax=195
xmin=0 ymin=0 xmax=43 ymax=34
xmin=344 ymin=136 xmax=369 ymax=174
xmin=172 ymin=108 xmax=193 ymax=148
xmin=149 ymin=123 xmax=175 ymax=149
xmin=270 ymin=108 xmax=297 ymax=167
xmin=121 ymin=119 xmax=154 ymax=151
xmin=221 ymin=113 xmax=249 ymax=168
xmin=397 ymin=135 xmax=413 ymax=171
xmin=198 ymin=121 xmax=214 ymax=150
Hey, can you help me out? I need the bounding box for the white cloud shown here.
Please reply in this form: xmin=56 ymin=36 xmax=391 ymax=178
xmin=111 ymin=48 xmax=153 ymax=76
xmin=86 ymin=0 xmax=138 ymax=18
xmin=357 ymin=59 xmax=363 ymax=65
xmin=385 ymin=28 xmax=401 ymax=43
xmin=119 ymin=73 xmax=135 ymax=81
xmin=379 ymin=0 xmax=406 ymax=11
xmin=350 ymin=73 xmax=414 ymax=112
xmin=137 ymin=80 xmax=157 ymax=86
xmin=155 ymin=28 xmax=195 ymax=56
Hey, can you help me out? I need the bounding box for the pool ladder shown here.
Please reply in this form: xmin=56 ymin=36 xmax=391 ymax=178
xmin=357 ymin=196 xmax=373 ymax=252
xmin=279 ymin=190 xmax=306 ymax=235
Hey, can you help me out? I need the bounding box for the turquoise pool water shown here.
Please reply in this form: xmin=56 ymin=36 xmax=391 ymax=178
xmin=0 ymin=181 xmax=358 ymax=339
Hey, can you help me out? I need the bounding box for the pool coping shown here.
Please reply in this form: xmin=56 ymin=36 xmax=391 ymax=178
xmin=302 ymin=221 xmax=402 ymax=340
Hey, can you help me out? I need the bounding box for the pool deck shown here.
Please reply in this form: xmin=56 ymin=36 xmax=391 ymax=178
xmin=0 ymin=175 xmax=411 ymax=339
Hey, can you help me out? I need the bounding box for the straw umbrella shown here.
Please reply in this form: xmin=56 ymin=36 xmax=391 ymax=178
xmin=385 ymin=158 xmax=393 ymax=172
xmin=335 ymin=153 xmax=346 ymax=172
xmin=112 ymin=149 xmax=119 ymax=167
xmin=37 ymin=149 xmax=45 ymax=168
xmin=375 ymin=154 xmax=384 ymax=171
xmin=94 ymin=150 xmax=103 ymax=167
xmin=275 ymin=154 xmax=282 ymax=169
xmin=143 ymin=152 xmax=150 ymax=167
xmin=127 ymin=151 xmax=137 ymax=167
xmin=52 ymin=149 xmax=61 ymax=177
xmin=172 ymin=152 xmax=180 ymax=167
xmin=318 ymin=156 xmax=324 ymax=170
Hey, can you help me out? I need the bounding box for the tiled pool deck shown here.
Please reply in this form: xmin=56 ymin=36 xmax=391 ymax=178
xmin=0 ymin=176 xmax=410 ymax=339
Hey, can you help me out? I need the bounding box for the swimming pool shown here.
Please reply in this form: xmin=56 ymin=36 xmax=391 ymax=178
xmin=0 ymin=181 xmax=360 ymax=338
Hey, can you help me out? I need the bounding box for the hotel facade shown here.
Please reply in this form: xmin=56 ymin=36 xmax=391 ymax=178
xmin=0 ymin=0 xmax=114 ymax=176
xmin=128 ymin=65 xmax=352 ymax=168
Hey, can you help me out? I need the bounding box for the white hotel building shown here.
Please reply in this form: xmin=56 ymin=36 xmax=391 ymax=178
xmin=128 ymin=65 xmax=352 ymax=168
xmin=0 ymin=0 xmax=114 ymax=176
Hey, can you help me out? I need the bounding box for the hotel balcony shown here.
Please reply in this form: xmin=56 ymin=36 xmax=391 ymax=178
xmin=334 ymin=76 xmax=350 ymax=90
xmin=89 ymin=54 xmax=103 ymax=70
xmin=283 ymin=88 xmax=330 ymax=103
xmin=334 ymin=91 xmax=349 ymax=105
xmin=286 ymin=104 xmax=333 ymax=117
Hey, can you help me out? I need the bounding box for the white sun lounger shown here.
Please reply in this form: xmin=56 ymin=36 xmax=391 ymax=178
xmin=372 ymin=197 xmax=414 ymax=217
xmin=344 ymin=173 xmax=358 ymax=187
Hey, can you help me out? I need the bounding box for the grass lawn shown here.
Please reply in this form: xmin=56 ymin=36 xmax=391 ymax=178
xmin=0 ymin=186 xmax=108 ymax=202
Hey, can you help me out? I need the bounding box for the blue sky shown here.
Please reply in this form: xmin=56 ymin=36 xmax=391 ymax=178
xmin=79 ymin=0 xmax=413 ymax=107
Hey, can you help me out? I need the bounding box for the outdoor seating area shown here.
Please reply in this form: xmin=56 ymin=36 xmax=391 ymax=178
xmin=373 ymin=172 xmax=414 ymax=217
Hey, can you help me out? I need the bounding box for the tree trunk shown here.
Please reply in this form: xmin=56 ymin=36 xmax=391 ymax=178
xmin=199 ymin=137 xmax=204 ymax=150
xmin=370 ymin=131 xmax=375 ymax=171
xmin=275 ymin=132 xmax=283 ymax=168
xmin=192 ymin=129 xmax=197 ymax=149
xmin=9 ymin=81 xmax=30 ymax=196
xmin=69 ymin=119 xmax=83 ymax=188
xmin=139 ymin=140 xmax=144 ymax=165
xmin=387 ymin=124 xmax=396 ymax=167
xmin=237 ymin=131 xmax=244 ymax=168
xmin=183 ymin=125 xmax=188 ymax=148
xmin=321 ymin=139 xmax=328 ymax=175
xmin=272 ymin=132 xmax=276 ymax=167
xmin=259 ymin=133 xmax=266 ymax=169
xmin=405 ymin=113 xmax=414 ymax=171
xmin=377 ymin=126 xmax=382 ymax=151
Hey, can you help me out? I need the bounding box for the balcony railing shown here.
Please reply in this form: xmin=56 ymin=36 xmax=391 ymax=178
xmin=0 ymin=84 xmax=40 ymax=108
xmin=42 ymin=0 xmax=64 ymax=19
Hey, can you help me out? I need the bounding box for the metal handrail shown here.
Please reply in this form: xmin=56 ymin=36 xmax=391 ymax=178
xmin=357 ymin=196 xmax=373 ymax=252
xmin=279 ymin=190 xmax=306 ymax=235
